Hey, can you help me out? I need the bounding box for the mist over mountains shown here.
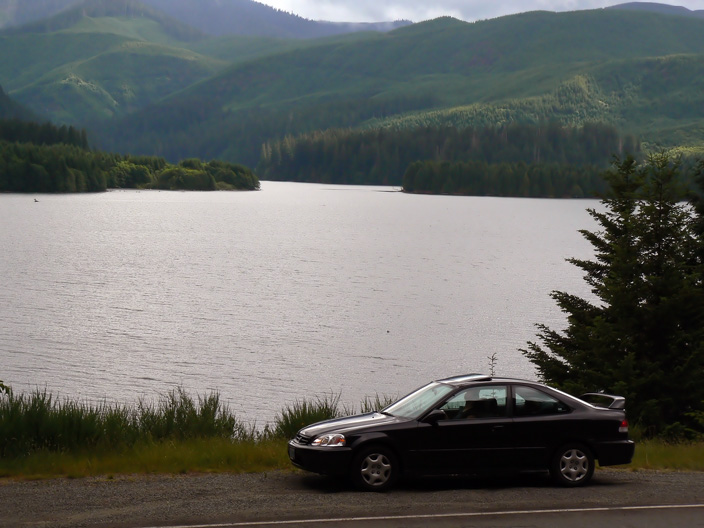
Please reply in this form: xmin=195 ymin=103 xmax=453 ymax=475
xmin=3 ymin=0 xmax=703 ymax=35
xmin=141 ymin=0 xmax=411 ymax=37
xmin=607 ymin=2 xmax=704 ymax=17
xmin=0 ymin=0 xmax=411 ymax=37
xmin=0 ymin=85 xmax=35 ymax=120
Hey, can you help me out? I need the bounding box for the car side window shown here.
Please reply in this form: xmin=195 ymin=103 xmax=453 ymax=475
xmin=513 ymin=386 xmax=571 ymax=417
xmin=439 ymin=385 xmax=508 ymax=419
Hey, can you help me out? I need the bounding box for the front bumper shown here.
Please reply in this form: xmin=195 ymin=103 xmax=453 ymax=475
xmin=596 ymin=439 xmax=636 ymax=466
xmin=288 ymin=440 xmax=353 ymax=476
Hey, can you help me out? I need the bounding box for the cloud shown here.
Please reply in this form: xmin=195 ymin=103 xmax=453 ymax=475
xmin=259 ymin=0 xmax=704 ymax=22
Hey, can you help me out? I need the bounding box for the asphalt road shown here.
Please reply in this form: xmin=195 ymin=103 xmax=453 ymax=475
xmin=1 ymin=469 xmax=703 ymax=528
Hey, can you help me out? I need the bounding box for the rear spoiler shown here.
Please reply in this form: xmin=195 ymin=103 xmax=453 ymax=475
xmin=579 ymin=393 xmax=626 ymax=410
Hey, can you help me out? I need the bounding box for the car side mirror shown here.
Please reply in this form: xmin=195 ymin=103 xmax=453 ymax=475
xmin=423 ymin=409 xmax=447 ymax=425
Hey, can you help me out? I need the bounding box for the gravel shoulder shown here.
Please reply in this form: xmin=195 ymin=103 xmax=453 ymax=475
xmin=1 ymin=469 xmax=703 ymax=528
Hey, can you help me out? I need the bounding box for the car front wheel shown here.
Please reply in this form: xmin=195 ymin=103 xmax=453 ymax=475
xmin=350 ymin=445 xmax=398 ymax=492
xmin=550 ymin=443 xmax=595 ymax=487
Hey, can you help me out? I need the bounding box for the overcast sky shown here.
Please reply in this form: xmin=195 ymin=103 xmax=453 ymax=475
xmin=257 ymin=0 xmax=704 ymax=23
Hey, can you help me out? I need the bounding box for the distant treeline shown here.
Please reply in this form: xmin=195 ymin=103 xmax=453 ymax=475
xmin=404 ymin=160 xmax=607 ymax=198
xmin=0 ymin=141 xmax=109 ymax=193
xmin=0 ymin=119 xmax=259 ymax=193
xmin=0 ymin=118 xmax=88 ymax=149
xmin=257 ymin=122 xmax=640 ymax=190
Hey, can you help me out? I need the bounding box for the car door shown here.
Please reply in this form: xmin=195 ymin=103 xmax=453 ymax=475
xmin=509 ymin=384 xmax=576 ymax=469
xmin=407 ymin=385 xmax=513 ymax=475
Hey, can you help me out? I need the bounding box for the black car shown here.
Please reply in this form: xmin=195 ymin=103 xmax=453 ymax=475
xmin=288 ymin=374 xmax=635 ymax=491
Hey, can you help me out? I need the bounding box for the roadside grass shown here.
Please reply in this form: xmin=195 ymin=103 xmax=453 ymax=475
xmin=628 ymin=440 xmax=704 ymax=472
xmin=3 ymin=438 xmax=702 ymax=480
xmin=1 ymin=387 xmax=702 ymax=479
xmin=0 ymin=438 xmax=290 ymax=479
xmin=0 ymin=387 xmax=395 ymax=479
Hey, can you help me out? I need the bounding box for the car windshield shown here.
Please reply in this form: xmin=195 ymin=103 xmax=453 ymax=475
xmin=382 ymin=381 xmax=455 ymax=419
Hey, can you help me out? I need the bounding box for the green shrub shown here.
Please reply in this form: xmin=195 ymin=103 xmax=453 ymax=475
xmin=152 ymin=166 xmax=216 ymax=190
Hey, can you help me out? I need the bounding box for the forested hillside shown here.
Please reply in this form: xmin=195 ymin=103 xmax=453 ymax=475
xmin=0 ymin=0 xmax=229 ymax=123
xmin=0 ymin=0 xmax=379 ymax=124
xmin=101 ymin=10 xmax=704 ymax=167
xmin=368 ymin=59 xmax=704 ymax=150
xmin=3 ymin=4 xmax=704 ymax=190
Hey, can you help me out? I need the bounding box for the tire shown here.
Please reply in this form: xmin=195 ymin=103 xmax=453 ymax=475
xmin=550 ymin=443 xmax=595 ymax=487
xmin=350 ymin=445 xmax=398 ymax=492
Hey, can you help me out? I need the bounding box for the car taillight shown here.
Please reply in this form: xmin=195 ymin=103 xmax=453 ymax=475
xmin=619 ymin=419 xmax=629 ymax=434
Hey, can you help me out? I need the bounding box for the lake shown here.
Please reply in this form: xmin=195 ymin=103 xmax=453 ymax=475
xmin=0 ymin=182 xmax=598 ymax=426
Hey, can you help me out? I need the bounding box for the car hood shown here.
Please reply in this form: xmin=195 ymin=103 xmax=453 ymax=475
xmin=300 ymin=412 xmax=406 ymax=438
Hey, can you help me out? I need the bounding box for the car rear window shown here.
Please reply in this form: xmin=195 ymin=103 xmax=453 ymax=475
xmin=513 ymin=386 xmax=571 ymax=416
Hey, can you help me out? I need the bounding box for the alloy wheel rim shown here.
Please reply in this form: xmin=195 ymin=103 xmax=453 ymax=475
xmin=360 ymin=453 xmax=392 ymax=486
xmin=559 ymin=449 xmax=589 ymax=482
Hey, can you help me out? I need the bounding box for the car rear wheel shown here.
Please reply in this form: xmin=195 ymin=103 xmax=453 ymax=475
xmin=550 ymin=443 xmax=594 ymax=487
xmin=350 ymin=445 xmax=398 ymax=492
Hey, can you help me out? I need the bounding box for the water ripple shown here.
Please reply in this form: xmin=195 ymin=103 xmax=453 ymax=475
xmin=0 ymin=185 xmax=597 ymax=424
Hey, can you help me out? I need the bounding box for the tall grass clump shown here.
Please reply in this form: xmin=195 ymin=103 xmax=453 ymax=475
xmin=137 ymin=388 xmax=251 ymax=442
xmin=273 ymin=393 xmax=343 ymax=440
xmin=0 ymin=387 xmax=248 ymax=458
xmin=272 ymin=393 xmax=398 ymax=439
xmin=359 ymin=394 xmax=397 ymax=414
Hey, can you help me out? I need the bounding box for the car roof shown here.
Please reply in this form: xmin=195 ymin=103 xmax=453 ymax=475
xmin=435 ymin=374 xmax=611 ymax=411
xmin=437 ymin=373 xmax=493 ymax=385
xmin=437 ymin=374 xmax=540 ymax=387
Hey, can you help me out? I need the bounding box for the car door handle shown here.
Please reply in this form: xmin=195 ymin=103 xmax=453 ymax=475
xmin=491 ymin=425 xmax=505 ymax=433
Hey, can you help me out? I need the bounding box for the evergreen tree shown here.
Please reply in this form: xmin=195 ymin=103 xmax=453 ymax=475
xmin=522 ymin=153 xmax=704 ymax=437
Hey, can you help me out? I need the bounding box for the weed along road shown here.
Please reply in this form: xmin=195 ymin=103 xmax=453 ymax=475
xmin=1 ymin=470 xmax=704 ymax=528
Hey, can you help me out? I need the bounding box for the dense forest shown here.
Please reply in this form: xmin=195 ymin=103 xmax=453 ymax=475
xmin=0 ymin=118 xmax=259 ymax=192
xmin=403 ymin=160 xmax=606 ymax=198
xmin=0 ymin=117 xmax=87 ymax=147
xmin=257 ymin=122 xmax=639 ymax=192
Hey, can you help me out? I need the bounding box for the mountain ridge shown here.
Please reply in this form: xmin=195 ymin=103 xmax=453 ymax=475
xmin=2 ymin=0 xmax=205 ymax=41
xmin=607 ymin=2 xmax=704 ymax=18
xmin=141 ymin=0 xmax=411 ymax=38
xmin=0 ymin=0 xmax=411 ymax=38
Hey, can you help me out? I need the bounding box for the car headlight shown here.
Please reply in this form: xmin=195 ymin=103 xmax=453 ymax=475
xmin=311 ymin=433 xmax=346 ymax=447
